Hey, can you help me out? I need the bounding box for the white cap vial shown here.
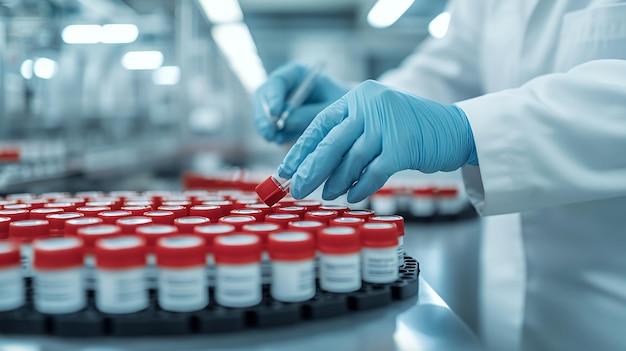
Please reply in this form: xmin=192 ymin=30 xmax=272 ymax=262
xmin=0 ymin=240 xmax=24 ymax=311
xmin=155 ymin=236 xmax=208 ymax=312
xmin=360 ymin=222 xmax=399 ymax=284
xmin=32 ymin=237 xmax=86 ymax=314
xmin=213 ymin=234 xmax=262 ymax=308
xmin=318 ymin=227 xmax=362 ymax=293
xmin=94 ymin=236 xmax=148 ymax=314
xmin=268 ymin=231 xmax=316 ymax=302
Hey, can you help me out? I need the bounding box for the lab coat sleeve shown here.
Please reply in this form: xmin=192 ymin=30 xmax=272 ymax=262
xmin=378 ymin=0 xmax=484 ymax=104
xmin=457 ymin=59 xmax=626 ymax=216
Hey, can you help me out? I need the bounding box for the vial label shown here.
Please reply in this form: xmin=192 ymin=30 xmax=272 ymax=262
xmin=34 ymin=268 xmax=85 ymax=314
xmin=96 ymin=268 xmax=148 ymax=314
xmin=146 ymin=254 xmax=157 ymax=289
xmin=215 ymin=264 xmax=261 ymax=308
xmin=0 ymin=267 xmax=24 ymax=311
xmin=20 ymin=244 xmax=33 ymax=278
xmin=158 ymin=267 xmax=207 ymax=312
xmin=261 ymin=251 xmax=271 ymax=285
xmin=319 ymin=253 xmax=361 ymax=293
xmin=206 ymin=254 xmax=215 ymax=287
xmin=271 ymin=260 xmax=315 ymax=303
xmin=84 ymin=255 xmax=96 ymax=290
xmin=397 ymin=236 xmax=405 ymax=267
xmin=362 ymin=247 xmax=399 ymax=284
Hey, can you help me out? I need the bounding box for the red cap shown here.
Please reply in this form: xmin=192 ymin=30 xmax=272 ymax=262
xmin=29 ymin=208 xmax=64 ymax=220
xmin=89 ymin=197 xmax=122 ymax=210
xmin=343 ymin=209 xmax=375 ymax=220
xmin=264 ymin=213 xmax=299 ymax=229
xmin=319 ymin=204 xmax=350 ymax=215
xmin=33 ymin=237 xmax=84 ymax=271
xmin=39 ymin=192 xmax=70 ymax=201
xmin=120 ymin=205 xmax=152 ymax=216
xmin=124 ymin=200 xmax=154 ymax=208
xmin=161 ymin=201 xmax=191 ymax=210
xmin=330 ymin=217 xmax=365 ymax=229
xmin=435 ymin=188 xmax=459 ymax=198
xmin=193 ymin=224 xmax=235 ymax=250
xmin=46 ymin=212 xmax=84 ymax=236
xmin=277 ymin=195 xmax=298 ymax=207
xmin=3 ymin=204 xmax=33 ymax=211
xmin=97 ymin=210 xmax=132 ymax=224
xmin=44 ymin=202 xmax=78 ymax=211
xmin=244 ymin=203 xmax=272 ymax=216
xmin=0 ymin=200 xmax=19 ymax=208
xmin=21 ymin=198 xmax=48 ymax=209
xmin=0 ymin=217 xmax=10 ymax=239
xmin=369 ymin=215 xmax=405 ymax=237
xmin=230 ymin=209 xmax=264 ymax=222
xmin=255 ymin=176 xmax=288 ymax=206
xmin=174 ymin=216 xmax=210 ymax=234
xmin=201 ymin=200 xmax=234 ymax=217
xmin=412 ymin=187 xmax=435 ymax=197
xmin=135 ymin=225 xmax=178 ymax=251
xmin=233 ymin=199 xmax=260 ymax=210
xmin=287 ymin=221 xmax=324 ymax=239
xmin=64 ymin=217 xmax=103 ymax=236
xmin=94 ymin=236 xmax=147 ymax=270
xmin=9 ymin=220 xmax=49 ymax=243
xmin=6 ymin=193 xmax=33 ymax=202
xmin=0 ymin=240 xmax=20 ymax=268
xmin=268 ymin=231 xmax=315 ymax=261
xmin=318 ymin=226 xmax=361 ymax=254
xmin=195 ymin=195 xmax=226 ymax=205
xmin=143 ymin=211 xmax=176 ymax=225
xmin=84 ymin=201 xmax=114 ymax=208
xmin=116 ymin=216 xmax=153 ymax=235
xmin=77 ymin=225 xmax=122 ymax=254
xmin=218 ymin=215 xmax=257 ymax=230
xmin=216 ymin=190 xmax=242 ymax=201
xmin=304 ymin=210 xmax=339 ymax=225
xmin=157 ymin=205 xmax=188 ymax=218
xmin=76 ymin=206 xmax=111 ymax=216
xmin=0 ymin=209 xmax=29 ymax=222
xmin=275 ymin=206 xmax=307 ymax=219
xmin=373 ymin=188 xmax=395 ymax=197
xmin=242 ymin=223 xmax=280 ymax=247
xmin=189 ymin=205 xmax=222 ymax=221
xmin=361 ymin=222 xmax=398 ymax=248
xmin=155 ymin=236 xmax=206 ymax=268
xmin=213 ymin=234 xmax=262 ymax=265
xmin=293 ymin=200 xmax=322 ymax=211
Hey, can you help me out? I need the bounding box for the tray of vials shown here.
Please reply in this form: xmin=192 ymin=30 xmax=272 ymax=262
xmin=0 ymin=190 xmax=419 ymax=336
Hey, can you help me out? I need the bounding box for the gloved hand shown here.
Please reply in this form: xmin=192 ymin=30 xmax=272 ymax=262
xmin=253 ymin=62 xmax=349 ymax=144
xmin=278 ymin=80 xmax=479 ymax=203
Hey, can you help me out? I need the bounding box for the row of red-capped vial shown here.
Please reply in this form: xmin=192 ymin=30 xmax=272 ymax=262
xmin=0 ymin=219 xmax=401 ymax=314
xmin=370 ymin=186 xmax=468 ymax=216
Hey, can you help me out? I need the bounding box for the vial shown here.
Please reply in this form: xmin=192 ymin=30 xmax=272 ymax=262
xmin=293 ymin=200 xmax=322 ymax=211
xmin=330 ymin=216 xmax=365 ymax=230
xmin=54 ymin=197 xmax=85 ymax=207
xmin=255 ymin=174 xmax=291 ymax=206
xmin=32 ymin=237 xmax=85 ymax=314
xmin=275 ymin=206 xmax=307 ymax=219
xmin=410 ymin=188 xmax=436 ymax=217
xmin=287 ymin=221 xmax=325 ymax=279
xmin=435 ymin=187 xmax=467 ymax=215
xmin=189 ymin=205 xmax=222 ymax=221
xmin=369 ymin=215 xmax=406 ymax=267
xmin=343 ymin=209 xmax=376 ymax=220
xmin=218 ymin=215 xmax=257 ymax=230
xmin=173 ymin=216 xmax=210 ymax=234
xmin=115 ymin=216 xmax=153 ymax=235
xmin=120 ymin=205 xmax=152 ymax=217
xmin=143 ymin=211 xmax=176 ymax=225
xmin=213 ymin=234 xmax=262 ymax=308
xmin=230 ymin=209 xmax=264 ymax=222
xmin=135 ymin=225 xmax=178 ymax=289
xmin=245 ymin=203 xmax=272 ymax=217
xmin=4 ymin=203 xmax=33 ymax=211
xmin=319 ymin=204 xmax=350 ymax=216
xmin=0 ymin=209 xmax=29 ymax=222
xmin=158 ymin=205 xmax=188 ymax=218
xmin=64 ymin=217 xmax=104 ymax=236
xmin=161 ymin=200 xmax=191 ymax=210
xmin=155 ymin=236 xmax=208 ymax=312
xmin=201 ymin=200 xmax=234 ymax=217
xmin=0 ymin=217 xmax=10 ymax=239
xmin=29 ymin=208 xmax=64 ymax=220
xmin=268 ymin=231 xmax=316 ymax=302
xmin=44 ymin=202 xmax=78 ymax=212
xmin=304 ymin=210 xmax=339 ymax=225
xmin=22 ymin=198 xmax=48 ymax=209
xmin=233 ymin=199 xmax=260 ymax=210
xmin=77 ymin=224 xmax=121 ymax=290
xmin=0 ymin=240 xmax=24 ymax=311
xmin=76 ymin=206 xmax=112 ymax=217
xmin=193 ymin=224 xmax=235 ymax=287
xmin=318 ymin=226 xmax=361 ymax=293
xmin=97 ymin=210 xmax=132 ymax=225
xmin=46 ymin=212 xmax=84 ymax=237
xmin=264 ymin=213 xmax=299 ymax=229
xmin=125 ymin=200 xmax=154 ymax=209
xmin=94 ymin=236 xmax=148 ymax=314
xmin=242 ymin=223 xmax=281 ymax=285
xmin=361 ymin=222 xmax=399 ymax=284
xmin=370 ymin=188 xmax=397 ymax=215
xmin=8 ymin=219 xmax=50 ymax=277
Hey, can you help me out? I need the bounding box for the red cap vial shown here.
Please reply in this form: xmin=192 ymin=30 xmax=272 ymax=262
xmin=64 ymin=217 xmax=104 ymax=236
xmin=318 ymin=226 xmax=360 ymax=254
xmin=155 ymin=236 xmax=206 ymax=268
xmin=213 ymin=234 xmax=262 ymax=265
xmin=9 ymin=220 xmax=49 ymax=243
xmin=218 ymin=215 xmax=257 ymax=231
xmin=241 ymin=223 xmax=280 ymax=248
xmin=330 ymin=216 xmax=365 ymax=229
xmin=97 ymin=210 xmax=132 ymax=224
xmin=116 ymin=216 xmax=153 ymax=235
xmin=255 ymin=175 xmax=290 ymax=207
xmin=268 ymin=231 xmax=315 ymax=262
xmin=343 ymin=209 xmax=375 ymax=220
xmin=143 ymin=211 xmax=176 ymax=225
xmin=193 ymin=224 xmax=236 ymax=251
xmin=304 ymin=210 xmax=339 ymax=225
xmin=0 ymin=240 xmax=21 ymax=269
xmin=0 ymin=209 xmax=29 ymax=222
xmin=76 ymin=225 xmax=122 ymax=255
xmin=76 ymin=206 xmax=111 ymax=216
xmin=94 ymin=236 xmax=147 ymax=270
xmin=275 ymin=206 xmax=307 ymax=219
xmin=189 ymin=205 xmax=222 ymax=221
xmin=135 ymin=225 xmax=178 ymax=252
xmin=46 ymin=212 xmax=84 ymax=237
xmin=29 ymin=208 xmax=64 ymax=220
xmin=33 ymin=237 xmax=84 ymax=271
xmin=230 ymin=209 xmax=264 ymax=222
xmin=360 ymin=222 xmax=398 ymax=249
xmin=369 ymin=215 xmax=405 ymax=237
xmin=0 ymin=217 xmax=11 ymax=239
xmin=157 ymin=205 xmax=188 ymax=218
xmin=287 ymin=221 xmax=325 ymax=240
xmin=319 ymin=204 xmax=350 ymax=215
xmin=264 ymin=213 xmax=299 ymax=229
xmin=120 ymin=205 xmax=152 ymax=217
xmin=174 ymin=216 xmax=211 ymax=234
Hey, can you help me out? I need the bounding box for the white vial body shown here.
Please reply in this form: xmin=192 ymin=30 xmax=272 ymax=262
xmin=158 ymin=267 xmax=207 ymax=312
xmin=206 ymin=254 xmax=215 ymax=287
xmin=319 ymin=253 xmax=361 ymax=293
xmin=34 ymin=268 xmax=85 ymax=314
xmin=397 ymin=236 xmax=405 ymax=267
xmin=261 ymin=251 xmax=271 ymax=285
xmin=96 ymin=268 xmax=148 ymax=314
xmin=20 ymin=243 xmax=33 ymax=278
xmin=437 ymin=196 xmax=468 ymax=215
xmin=409 ymin=198 xmax=435 ymax=217
xmin=146 ymin=254 xmax=157 ymax=289
xmin=370 ymin=197 xmax=397 ymax=216
xmin=84 ymin=255 xmax=96 ymax=290
xmin=215 ymin=263 xmax=261 ymax=308
xmin=271 ymin=260 xmax=315 ymax=302
xmin=362 ymin=247 xmax=399 ymax=284
xmin=0 ymin=267 xmax=24 ymax=311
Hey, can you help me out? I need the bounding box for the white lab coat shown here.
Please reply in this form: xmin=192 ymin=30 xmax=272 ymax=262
xmin=379 ymin=1 xmax=626 ymax=350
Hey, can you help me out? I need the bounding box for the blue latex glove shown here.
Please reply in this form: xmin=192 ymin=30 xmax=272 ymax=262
xmin=278 ymin=80 xmax=479 ymax=203
xmin=253 ymin=62 xmax=349 ymax=144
